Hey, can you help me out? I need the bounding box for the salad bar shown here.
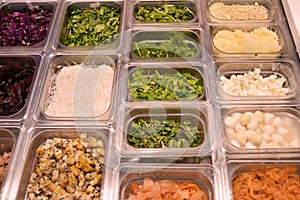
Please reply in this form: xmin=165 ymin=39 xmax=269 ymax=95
xmin=0 ymin=0 xmax=299 ymax=200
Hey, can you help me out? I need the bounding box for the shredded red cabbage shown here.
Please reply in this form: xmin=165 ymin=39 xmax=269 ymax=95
xmin=0 ymin=6 xmax=53 ymax=46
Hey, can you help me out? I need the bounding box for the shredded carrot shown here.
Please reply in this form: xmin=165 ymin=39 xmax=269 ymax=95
xmin=249 ymin=178 xmax=253 ymax=197
xmin=232 ymin=167 xmax=300 ymax=200
xmin=247 ymin=175 xmax=252 ymax=188
xmin=127 ymin=178 xmax=207 ymax=200
xmin=285 ymin=173 xmax=290 ymax=188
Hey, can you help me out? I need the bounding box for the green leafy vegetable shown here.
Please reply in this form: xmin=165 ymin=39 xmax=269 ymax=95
xmin=132 ymin=33 xmax=197 ymax=58
xmin=60 ymin=5 xmax=120 ymax=46
xmin=129 ymin=69 xmax=204 ymax=100
xmin=134 ymin=3 xmax=194 ymax=22
xmin=127 ymin=119 xmax=204 ymax=148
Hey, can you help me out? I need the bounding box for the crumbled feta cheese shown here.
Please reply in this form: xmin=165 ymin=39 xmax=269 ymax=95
xmin=44 ymin=63 xmax=114 ymax=117
xmin=209 ymin=2 xmax=269 ymax=20
xmin=219 ymin=68 xmax=289 ymax=96
xmin=213 ymin=27 xmax=282 ymax=53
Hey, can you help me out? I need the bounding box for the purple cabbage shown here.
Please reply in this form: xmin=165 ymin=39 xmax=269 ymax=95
xmin=0 ymin=6 xmax=53 ymax=46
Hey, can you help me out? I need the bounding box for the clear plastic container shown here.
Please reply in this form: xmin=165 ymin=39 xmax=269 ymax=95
xmin=127 ymin=0 xmax=200 ymax=27
xmin=210 ymin=25 xmax=287 ymax=58
xmin=205 ymin=0 xmax=278 ymax=23
xmin=0 ymin=0 xmax=59 ymax=53
xmin=222 ymin=160 xmax=300 ymax=200
xmin=217 ymin=104 xmax=300 ymax=156
xmin=35 ymin=54 xmax=118 ymax=122
xmin=212 ymin=60 xmax=299 ymax=103
xmin=111 ymin=163 xmax=220 ymax=200
xmin=12 ymin=127 xmax=113 ymax=200
xmin=118 ymin=62 xmax=208 ymax=103
xmin=114 ymin=102 xmax=214 ymax=158
xmin=53 ymin=0 xmax=125 ymax=52
xmin=0 ymin=54 xmax=43 ymax=121
xmin=126 ymin=29 xmax=204 ymax=62
xmin=0 ymin=128 xmax=20 ymax=197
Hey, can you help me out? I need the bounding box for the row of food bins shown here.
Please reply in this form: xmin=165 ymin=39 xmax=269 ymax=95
xmin=0 ymin=0 xmax=299 ymax=199
xmin=208 ymin=0 xmax=300 ymax=199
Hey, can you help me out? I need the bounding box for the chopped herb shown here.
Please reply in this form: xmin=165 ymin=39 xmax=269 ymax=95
xmin=127 ymin=119 xmax=204 ymax=148
xmin=129 ymin=69 xmax=204 ymax=100
xmin=132 ymin=32 xmax=197 ymax=58
xmin=134 ymin=3 xmax=194 ymax=22
xmin=60 ymin=5 xmax=120 ymax=46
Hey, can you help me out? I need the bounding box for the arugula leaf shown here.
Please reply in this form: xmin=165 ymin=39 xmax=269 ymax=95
xmin=134 ymin=3 xmax=193 ymax=22
xmin=129 ymin=69 xmax=204 ymax=101
xmin=127 ymin=119 xmax=204 ymax=148
xmin=132 ymin=32 xmax=197 ymax=58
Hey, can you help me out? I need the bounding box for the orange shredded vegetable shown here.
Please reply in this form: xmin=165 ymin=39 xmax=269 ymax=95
xmin=127 ymin=178 xmax=207 ymax=200
xmin=232 ymin=167 xmax=300 ymax=200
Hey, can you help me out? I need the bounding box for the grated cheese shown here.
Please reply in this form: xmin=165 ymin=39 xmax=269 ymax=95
xmin=44 ymin=63 xmax=114 ymax=117
xmin=213 ymin=27 xmax=282 ymax=53
xmin=209 ymin=2 xmax=269 ymax=20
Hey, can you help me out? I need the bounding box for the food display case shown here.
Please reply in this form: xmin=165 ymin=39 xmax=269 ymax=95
xmin=0 ymin=0 xmax=299 ymax=199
